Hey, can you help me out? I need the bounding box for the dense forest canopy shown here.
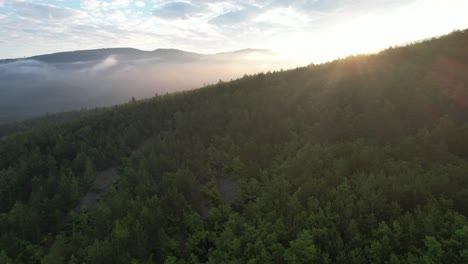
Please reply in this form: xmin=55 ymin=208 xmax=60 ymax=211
xmin=0 ymin=30 xmax=468 ymax=263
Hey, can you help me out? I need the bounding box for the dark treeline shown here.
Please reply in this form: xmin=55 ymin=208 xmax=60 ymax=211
xmin=0 ymin=110 xmax=99 ymax=139
xmin=0 ymin=30 xmax=468 ymax=263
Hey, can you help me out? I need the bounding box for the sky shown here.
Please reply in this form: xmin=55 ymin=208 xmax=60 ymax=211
xmin=1 ymin=0 xmax=468 ymax=63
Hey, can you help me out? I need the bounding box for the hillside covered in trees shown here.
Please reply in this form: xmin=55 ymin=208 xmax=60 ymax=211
xmin=0 ymin=30 xmax=468 ymax=263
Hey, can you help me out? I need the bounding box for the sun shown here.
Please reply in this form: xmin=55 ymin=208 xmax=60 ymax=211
xmin=274 ymin=0 xmax=468 ymax=65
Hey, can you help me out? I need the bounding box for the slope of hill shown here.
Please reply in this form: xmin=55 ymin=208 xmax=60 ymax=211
xmin=0 ymin=30 xmax=467 ymax=263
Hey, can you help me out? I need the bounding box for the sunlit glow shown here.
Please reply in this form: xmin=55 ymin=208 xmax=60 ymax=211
xmin=275 ymin=0 xmax=468 ymax=64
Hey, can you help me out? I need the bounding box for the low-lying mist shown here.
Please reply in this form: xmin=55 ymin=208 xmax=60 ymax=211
xmin=0 ymin=51 xmax=300 ymax=123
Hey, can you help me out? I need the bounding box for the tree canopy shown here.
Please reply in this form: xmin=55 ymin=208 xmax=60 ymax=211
xmin=0 ymin=30 xmax=468 ymax=263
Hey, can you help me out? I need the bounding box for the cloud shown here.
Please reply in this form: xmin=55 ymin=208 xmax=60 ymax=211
xmin=81 ymin=0 xmax=102 ymax=12
xmin=81 ymin=0 xmax=133 ymax=12
xmin=135 ymin=1 xmax=145 ymax=7
xmin=88 ymin=56 xmax=118 ymax=74
xmin=13 ymin=2 xmax=83 ymax=21
xmin=152 ymin=1 xmax=204 ymax=19
xmin=0 ymin=60 xmax=53 ymax=79
xmin=266 ymin=0 xmax=341 ymax=12
xmin=108 ymin=10 xmax=127 ymax=21
xmin=209 ymin=5 xmax=260 ymax=25
xmin=110 ymin=0 xmax=133 ymax=9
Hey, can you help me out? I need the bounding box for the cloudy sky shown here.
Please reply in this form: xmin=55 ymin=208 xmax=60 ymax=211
xmin=1 ymin=0 xmax=468 ymax=63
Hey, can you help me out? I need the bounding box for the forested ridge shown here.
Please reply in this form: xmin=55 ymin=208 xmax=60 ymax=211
xmin=1 ymin=30 xmax=468 ymax=263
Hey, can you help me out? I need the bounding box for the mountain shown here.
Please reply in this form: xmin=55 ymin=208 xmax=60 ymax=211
xmin=0 ymin=48 xmax=145 ymax=64
xmin=0 ymin=48 xmax=274 ymax=64
xmin=31 ymin=48 xmax=149 ymax=63
xmin=27 ymin=48 xmax=205 ymax=63
xmin=0 ymin=30 xmax=467 ymax=263
xmin=213 ymin=48 xmax=276 ymax=60
xmin=152 ymin=48 xmax=204 ymax=61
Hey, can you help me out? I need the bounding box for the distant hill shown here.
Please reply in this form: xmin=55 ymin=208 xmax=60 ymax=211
xmin=0 ymin=48 xmax=274 ymax=64
xmin=31 ymin=48 xmax=149 ymax=63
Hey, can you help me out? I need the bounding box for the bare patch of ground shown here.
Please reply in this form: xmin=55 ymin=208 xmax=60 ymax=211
xmin=198 ymin=196 xmax=209 ymax=220
xmin=75 ymin=167 xmax=118 ymax=210
xmin=216 ymin=177 xmax=237 ymax=206
xmin=196 ymin=177 xmax=237 ymax=220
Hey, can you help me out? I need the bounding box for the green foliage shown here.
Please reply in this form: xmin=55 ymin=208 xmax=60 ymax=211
xmin=284 ymin=231 xmax=318 ymax=263
xmin=0 ymin=29 xmax=468 ymax=263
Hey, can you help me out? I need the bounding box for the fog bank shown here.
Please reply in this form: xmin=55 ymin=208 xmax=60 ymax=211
xmin=0 ymin=50 xmax=300 ymax=123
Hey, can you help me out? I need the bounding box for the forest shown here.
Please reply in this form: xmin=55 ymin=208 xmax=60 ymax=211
xmin=0 ymin=30 xmax=467 ymax=263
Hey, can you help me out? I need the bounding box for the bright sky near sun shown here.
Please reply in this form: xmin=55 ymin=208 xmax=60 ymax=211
xmin=1 ymin=0 xmax=468 ymax=63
